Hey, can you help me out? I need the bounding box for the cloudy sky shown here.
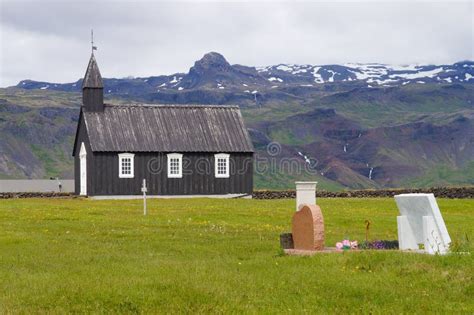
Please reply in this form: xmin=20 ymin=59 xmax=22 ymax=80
xmin=0 ymin=0 xmax=472 ymax=87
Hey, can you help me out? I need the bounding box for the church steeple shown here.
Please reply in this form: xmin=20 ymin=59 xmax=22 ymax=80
xmin=83 ymin=53 xmax=103 ymax=88
xmin=82 ymin=53 xmax=104 ymax=112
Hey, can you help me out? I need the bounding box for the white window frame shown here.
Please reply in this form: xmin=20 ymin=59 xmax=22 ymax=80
xmin=167 ymin=153 xmax=183 ymax=178
xmin=215 ymin=153 xmax=230 ymax=178
xmin=118 ymin=153 xmax=135 ymax=178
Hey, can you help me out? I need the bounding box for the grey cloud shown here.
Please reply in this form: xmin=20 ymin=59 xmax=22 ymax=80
xmin=1 ymin=0 xmax=472 ymax=86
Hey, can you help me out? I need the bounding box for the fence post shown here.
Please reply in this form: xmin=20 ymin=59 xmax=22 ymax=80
xmin=141 ymin=179 xmax=147 ymax=216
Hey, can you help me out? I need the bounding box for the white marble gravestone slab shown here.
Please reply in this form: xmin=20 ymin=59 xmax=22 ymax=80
xmin=395 ymin=193 xmax=451 ymax=255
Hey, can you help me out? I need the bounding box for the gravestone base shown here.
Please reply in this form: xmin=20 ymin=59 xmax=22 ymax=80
xmin=284 ymin=248 xmax=427 ymax=256
xmin=397 ymin=215 xmax=418 ymax=250
xmin=284 ymin=247 xmax=339 ymax=255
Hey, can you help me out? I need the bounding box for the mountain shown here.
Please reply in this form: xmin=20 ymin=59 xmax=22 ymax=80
xmin=2 ymin=52 xmax=474 ymax=190
xmin=257 ymin=61 xmax=474 ymax=86
xmin=181 ymin=52 xmax=270 ymax=89
xmin=17 ymin=53 xmax=474 ymax=95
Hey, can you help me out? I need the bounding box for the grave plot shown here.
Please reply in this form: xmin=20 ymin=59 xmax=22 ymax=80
xmin=282 ymin=185 xmax=452 ymax=255
xmin=395 ymin=193 xmax=451 ymax=255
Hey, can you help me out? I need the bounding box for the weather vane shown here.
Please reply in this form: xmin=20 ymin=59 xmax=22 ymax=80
xmin=91 ymin=29 xmax=97 ymax=53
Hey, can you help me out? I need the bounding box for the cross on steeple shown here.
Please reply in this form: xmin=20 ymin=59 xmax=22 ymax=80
xmin=91 ymin=29 xmax=97 ymax=54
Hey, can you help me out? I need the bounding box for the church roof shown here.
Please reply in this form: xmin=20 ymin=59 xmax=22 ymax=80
xmin=82 ymin=54 xmax=103 ymax=88
xmin=82 ymin=104 xmax=254 ymax=153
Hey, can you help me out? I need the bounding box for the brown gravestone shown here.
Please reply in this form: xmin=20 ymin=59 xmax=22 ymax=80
xmin=292 ymin=204 xmax=325 ymax=250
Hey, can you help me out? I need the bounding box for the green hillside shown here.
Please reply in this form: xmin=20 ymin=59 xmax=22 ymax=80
xmin=1 ymin=83 xmax=473 ymax=190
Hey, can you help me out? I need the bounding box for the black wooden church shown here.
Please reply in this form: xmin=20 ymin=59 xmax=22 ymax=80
xmin=73 ymin=53 xmax=254 ymax=198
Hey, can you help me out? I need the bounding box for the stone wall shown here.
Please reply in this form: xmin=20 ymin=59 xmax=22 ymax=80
xmin=1 ymin=187 xmax=473 ymax=199
xmin=0 ymin=192 xmax=75 ymax=199
xmin=253 ymin=187 xmax=474 ymax=199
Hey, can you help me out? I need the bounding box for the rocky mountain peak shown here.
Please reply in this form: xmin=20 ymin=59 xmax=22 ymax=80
xmin=191 ymin=52 xmax=232 ymax=73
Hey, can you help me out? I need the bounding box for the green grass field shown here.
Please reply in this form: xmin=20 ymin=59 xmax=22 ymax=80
xmin=0 ymin=198 xmax=472 ymax=313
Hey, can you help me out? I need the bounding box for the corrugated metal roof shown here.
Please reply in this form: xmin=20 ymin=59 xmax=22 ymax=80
xmin=83 ymin=104 xmax=254 ymax=152
xmin=82 ymin=54 xmax=103 ymax=88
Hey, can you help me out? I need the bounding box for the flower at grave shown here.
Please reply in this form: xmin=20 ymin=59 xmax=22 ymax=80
xmin=336 ymin=239 xmax=358 ymax=250
xmin=358 ymin=240 xmax=398 ymax=250
xmin=373 ymin=240 xmax=384 ymax=249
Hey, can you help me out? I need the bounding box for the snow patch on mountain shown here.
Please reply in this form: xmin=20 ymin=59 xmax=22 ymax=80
xmin=346 ymin=64 xmax=389 ymax=80
xmin=312 ymin=67 xmax=323 ymax=83
xmin=387 ymin=64 xmax=421 ymax=71
xmin=297 ymin=151 xmax=314 ymax=166
xmin=276 ymin=65 xmax=293 ymax=72
xmin=256 ymin=66 xmax=270 ymax=72
xmin=170 ymin=76 xmax=183 ymax=84
xmin=268 ymin=77 xmax=283 ymax=82
xmin=327 ymin=70 xmax=336 ymax=82
xmin=389 ymin=67 xmax=444 ymax=80
xmin=292 ymin=68 xmax=308 ymax=74
xmin=367 ymin=78 xmax=398 ymax=85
